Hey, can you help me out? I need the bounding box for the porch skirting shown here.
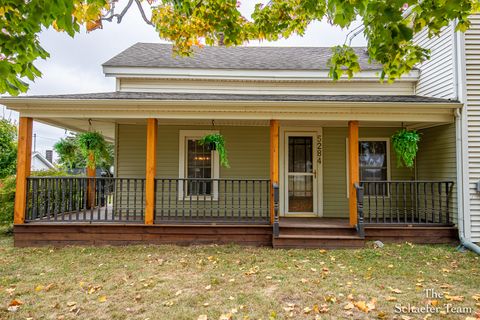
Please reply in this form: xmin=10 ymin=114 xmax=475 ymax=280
xmin=13 ymin=223 xmax=458 ymax=248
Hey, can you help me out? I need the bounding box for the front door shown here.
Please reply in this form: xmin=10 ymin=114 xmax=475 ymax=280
xmin=284 ymin=132 xmax=318 ymax=216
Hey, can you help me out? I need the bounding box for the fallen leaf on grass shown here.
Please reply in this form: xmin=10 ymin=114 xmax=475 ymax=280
xmin=9 ymin=299 xmax=23 ymax=307
xmin=35 ymin=285 xmax=44 ymax=292
xmin=445 ymin=295 xmax=464 ymax=302
xmin=303 ymin=306 xmax=312 ymax=314
xmin=389 ymin=287 xmax=403 ymax=294
xmin=197 ymin=315 xmax=208 ymax=320
xmin=5 ymin=287 xmax=15 ymax=296
xmin=385 ymin=296 xmax=397 ymax=302
xmin=175 ymin=290 xmax=183 ymax=296
xmin=219 ymin=313 xmax=232 ymax=320
xmin=344 ymin=302 xmax=354 ymax=310
xmin=66 ymin=301 xmax=76 ymax=307
xmin=245 ymin=266 xmax=259 ymax=275
xmin=354 ymin=301 xmax=369 ymax=313
xmin=98 ymin=296 xmax=107 ymax=303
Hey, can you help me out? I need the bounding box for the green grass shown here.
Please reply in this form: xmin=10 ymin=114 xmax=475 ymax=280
xmin=0 ymin=231 xmax=479 ymax=319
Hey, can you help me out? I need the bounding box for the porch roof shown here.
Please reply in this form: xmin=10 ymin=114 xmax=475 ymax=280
xmin=2 ymin=91 xmax=458 ymax=104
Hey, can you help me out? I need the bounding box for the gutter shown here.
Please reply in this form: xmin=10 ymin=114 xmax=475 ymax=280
xmin=453 ymin=21 xmax=480 ymax=254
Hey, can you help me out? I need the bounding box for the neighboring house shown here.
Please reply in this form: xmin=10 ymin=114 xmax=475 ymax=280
xmin=31 ymin=151 xmax=54 ymax=171
xmin=2 ymin=43 xmax=463 ymax=247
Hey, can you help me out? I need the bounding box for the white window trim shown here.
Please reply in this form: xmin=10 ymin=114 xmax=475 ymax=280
xmin=178 ymin=130 xmax=220 ymax=200
xmin=346 ymin=137 xmax=391 ymax=198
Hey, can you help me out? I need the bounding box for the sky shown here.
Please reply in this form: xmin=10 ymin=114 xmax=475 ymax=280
xmin=1 ymin=1 xmax=367 ymax=162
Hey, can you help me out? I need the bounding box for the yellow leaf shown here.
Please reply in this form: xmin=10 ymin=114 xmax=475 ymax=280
xmin=303 ymin=306 xmax=312 ymax=314
xmin=445 ymin=295 xmax=464 ymax=302
xmin=319 ymin=249 xmax=327 ymax=253
xmin=385 ymin=296 xmax=397 ymax=302
xmin=35 ymin=285 xmax=44 ymax=292
xmin=98 ymin=295 xmax=107 ymax=303
xmin=354 ymin=300 xmax=369 ymax=313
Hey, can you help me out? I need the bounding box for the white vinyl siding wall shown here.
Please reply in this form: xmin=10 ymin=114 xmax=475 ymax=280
xmin=465 ymin=14 xmax=480 ymax=241
xmin=118 ymin=78 xmax=416 ymax=96
xmin=414 ymin=24 xmax=456 ymax=99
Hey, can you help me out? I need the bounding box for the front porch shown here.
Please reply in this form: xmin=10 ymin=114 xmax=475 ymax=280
xmin=11 ymin=118 xmax=458 ymax=247
xmin=5 ymin=92 xmax=462 ymax=247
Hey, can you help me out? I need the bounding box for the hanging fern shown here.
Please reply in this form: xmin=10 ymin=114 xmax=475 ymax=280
xmin=198 ymin=133 xmax=230 ymax=168
xmin=391 ymin=129 xmax=421 ymax=168
xmin=77 ymin=131 xmax=111 ymax=169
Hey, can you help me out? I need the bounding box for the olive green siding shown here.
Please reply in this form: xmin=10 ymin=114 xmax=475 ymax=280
xmin=416 ymin=123 xmax=457 ymax=223
xmin=116 ymin=124 xmax=456 ymax=220
xmin=116 ymin=124 xmax=269 ymax=178
xmin=322 ymin=127 xmax=415 ymax=218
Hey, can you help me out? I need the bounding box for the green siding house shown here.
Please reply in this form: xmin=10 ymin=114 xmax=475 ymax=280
xmin=2 ymin=43 xmax=461 ymax=247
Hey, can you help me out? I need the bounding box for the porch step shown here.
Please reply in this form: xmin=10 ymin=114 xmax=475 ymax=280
xmin=273 ymin=234 xmax=365 ymax=249
xmin=279 ymin=226 xmax=358 ymax=237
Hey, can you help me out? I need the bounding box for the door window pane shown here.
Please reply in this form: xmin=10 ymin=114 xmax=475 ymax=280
xmin=288 ymin=137 xmax=313 ymax=173
xmin=288 ymin=176 xmax=313 ymax=212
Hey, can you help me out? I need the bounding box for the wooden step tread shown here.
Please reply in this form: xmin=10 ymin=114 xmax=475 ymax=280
xmin=277 ymin=234 xmax=363 ymax=240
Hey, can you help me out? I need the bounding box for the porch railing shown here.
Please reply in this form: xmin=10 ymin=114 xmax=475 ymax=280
xmin=25 ymin=177 xmax=145 ymax=223
xmin=154 ymin=178 xmax=270 ymax=224
xmin=356 ymin=181 xmax=454 ymax=225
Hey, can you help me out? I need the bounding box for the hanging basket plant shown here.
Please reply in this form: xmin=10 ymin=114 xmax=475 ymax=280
xmin=198 ymin=133 xmax=230 ymax=168
xmin=77 ymin=131 xmax=110 ymax=169
xmin=391 ymin=129 xmax=421 ymax=168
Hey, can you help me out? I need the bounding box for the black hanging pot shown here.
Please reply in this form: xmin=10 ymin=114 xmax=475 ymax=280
xmin=208 ymin=142 xmax=217 ymax=151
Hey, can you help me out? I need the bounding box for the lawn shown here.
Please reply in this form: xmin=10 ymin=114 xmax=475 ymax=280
xmin=0 ymin=227 xmax=479 ymax=320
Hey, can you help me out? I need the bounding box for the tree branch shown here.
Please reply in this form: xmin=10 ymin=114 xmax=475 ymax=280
xmin=134 ymin=0 xmax=154 ymax=26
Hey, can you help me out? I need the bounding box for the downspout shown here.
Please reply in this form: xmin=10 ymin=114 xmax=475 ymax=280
xmin=453 ymin=21 xmax=480 ymax=254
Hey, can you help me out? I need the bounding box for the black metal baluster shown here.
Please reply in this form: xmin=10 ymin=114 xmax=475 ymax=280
xmin=431 ymin=182 xmax=435 ymax=224
xmin=438 ymin=183 xmax=443 ymax=224
xmin=446 ymin=182 xmax=451 ymax=224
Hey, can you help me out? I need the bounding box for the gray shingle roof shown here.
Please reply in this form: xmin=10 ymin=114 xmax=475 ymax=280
xmin=5 ymin=92 xmax=458 ymax=104
xmin=102 ymin=43 xmax=383 ymax=71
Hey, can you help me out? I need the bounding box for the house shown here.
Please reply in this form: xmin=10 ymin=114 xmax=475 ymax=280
xmin=31 ymin=151 xmax=54 ymax=171
xmin=2 ymin=43 xmax=463 ymax=248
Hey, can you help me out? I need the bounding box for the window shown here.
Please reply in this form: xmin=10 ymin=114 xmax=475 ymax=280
xmin=359 ymin=140 xmax=388 ymax=182
xmin=179 ymin=130 xmax=219 ymax=199
xmin=346 ymin=138 xmax=390 ymax=196
xmin=359 ymin=139 xmax=390 ymax=196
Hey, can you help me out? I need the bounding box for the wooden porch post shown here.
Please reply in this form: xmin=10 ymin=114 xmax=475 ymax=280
xmin=269 ymin=120 xmax=279 ymax=224
xmin=14 ymin=117 xmax=33 ymax=224
xmin=145 ymin=118 xmax=158 ymax=225
xmin=348 ymin=120 xmax=359 ymax=226
xmin=86 ymin=152 xmax=96 ymax=208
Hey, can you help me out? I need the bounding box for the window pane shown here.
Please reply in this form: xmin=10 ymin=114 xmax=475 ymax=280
xmin=288 ymin=137 xmax=313 ymax=173
xmin=359 ymin=140 xmax=388 ymax=196
xmin=186 ymin=139 xmax=212 ymax=195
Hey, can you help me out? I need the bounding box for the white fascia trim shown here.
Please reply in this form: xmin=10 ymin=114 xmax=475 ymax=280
xmin=103 ymin=66 xmax=420 ymax=82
